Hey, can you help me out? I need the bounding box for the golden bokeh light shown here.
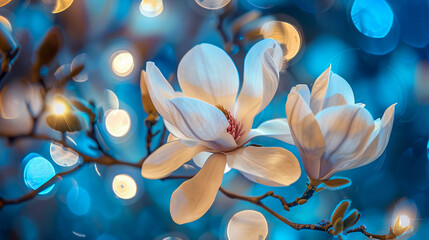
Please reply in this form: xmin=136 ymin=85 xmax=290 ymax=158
xmin=195 ymin=0 xmax=230 ymax=10
xmin=139 ymin=0 xmax=163 ymax=18
xmin=105 ymin=109 xmax=131 ymax=137
xmin=52 ymin=0 xmax=74 ymax=14
xmin=261 ymin=21 xmax=302 ymax=61
xmin=399 ymin=215 xmax=411 ymax=227
xmin=0 ymin=0 xmax=11 ymax=8
xmin=392 ymin=198 xmax=417 ymax=232
xmin=112 ymin=174 xmax=137 ymax=200
xmin=111 ymin=50 xmax=134 ymax=77
xmin=0 ymin=16 xmax=12 ymax=32
xmin=53 ymin=102 xmax=66 ymax=114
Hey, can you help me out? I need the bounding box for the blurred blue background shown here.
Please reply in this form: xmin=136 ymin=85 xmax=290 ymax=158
xmin=0 ymin=0 xmax=428 ymax=239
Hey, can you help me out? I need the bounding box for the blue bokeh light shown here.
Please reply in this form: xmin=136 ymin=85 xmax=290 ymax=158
xmin=302 ymin=35 xmax=356 ymax=78
xmin=354 ymin=17 xmax=400 ymax=55
xmin=23 ymin=155 xmax=56 ymax=195
xmin=351 ymin=0 xmax=394 ymax=38
xmin=66 ymin=186 xmax=91 ymax=216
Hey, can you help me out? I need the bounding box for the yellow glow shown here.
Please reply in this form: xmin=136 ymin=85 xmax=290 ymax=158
xmin=105 ymin=109 xmax=131 ymax=137
xmin=53 ymin=102 xmax=66 ymax=115
xmin=0 ymin=16 xmax=12 ymax=31
xmin=52 ymin=0 xmax=74 ymax=14
xmin=195 ymin=0 xmax=230 ymax=10
xmin=139 ymin=0 xmax=163 ymax=17
xmin=112 ymin=174 xmax=137 ymax=199
xmin=399 ymin=215 xmax=411 ymax=227
xmin=111 ymin=50 xmax=134 ymax=77
xmin=0 ymin=0 xmax=11 ymax=8
xmin=261 ymin=21 xmax=302 ymax=61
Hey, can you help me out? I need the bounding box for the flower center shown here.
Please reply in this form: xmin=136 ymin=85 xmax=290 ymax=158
xmin=217 ymin=105 xmax=244 ymax=142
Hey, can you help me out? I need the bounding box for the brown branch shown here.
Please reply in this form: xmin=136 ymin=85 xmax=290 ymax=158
xmin=0 ymin=46 xmax=402 ymax=240
xmin=0 ymin=164 xmax=84 ymax=209
xmin=145 ymin=120 xmax=155 ymax=156
xmin=346 ymin=225 xmax=396 ymax=239
xmin=219 ymin=187 xmax=329 ymax=232
xmin=0 ymin=134 xmax=143 ymax=209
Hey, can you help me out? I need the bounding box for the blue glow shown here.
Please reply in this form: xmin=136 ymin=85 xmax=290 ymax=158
xmin=15 ymin=6 xmax=52 ymax=41
xmin=14 ymin=216 xmax=38 ymax=240
xmin=303 ymin=35 xmax=356 ymax=78
xmin=427 ymin=140 xmax=429 ymax=161
xmin=351 ymin=0 xmax=393 ymax=38
xmin=293 ymin=0 xmax=334 ymax=13
xmin=23 ymin=156 xmax=56 ymax=195
xmin=66 ymin=186 xmax=91 ymax=216
xmin=97 ymin=234 xmax=118 ymax=240
xmin=355 ymin=17 xmax=400 ymax=55
xmin=397 ymin=0 xmax=429 ymax=47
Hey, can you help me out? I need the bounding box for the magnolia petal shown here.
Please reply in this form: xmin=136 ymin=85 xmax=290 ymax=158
xmin=167 ymin=97 xmax=237 ymax=150
xmin=286 ymin=88 xmax=325 ymax=180
xmin=141 ymin=140 xmax=208 ymax=179
xmin=235 ymin=39 xmax=283 ymax=135
xmin=240 ymin=172 xmax=284 ymax=187
xmin=315 ymin=105 xmax=375 ymax=179
xmin=167 ymin=133 xmax=178 ymax=142
xmin=164 ymin=119 xmax=188 ymax=139
xmin=295 ymin=84 xmax=311 ymax=105
xmin=193 ymin=151 xmax=213 ymax=168
xmin=170 ymin=153 xmax=226 ymax=224
xmin=145 ymin=62 xmax=176 ymax=123
xmin=193 ymin=151 xmax=231 ymax=173
xmin=227 ymin=210 xmax=268 ymax=240
xmin=310 ymin=66 xmax=355 ymax=114
xmin=349 ymin=104 xmax=396 ymax=169
xmin=177 ymin=44 xmax=239 ymax=111
xmin=227 ymin=146 xmax=301 ymax=186
xmin=243 ymin=118 xmax=294 ymax=145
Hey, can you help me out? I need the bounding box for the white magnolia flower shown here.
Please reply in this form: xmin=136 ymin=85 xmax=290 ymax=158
xmin=141 ymin=39 xmax=301 ymax=224
xmin=285 ymin=66 xmax=395 ymax=180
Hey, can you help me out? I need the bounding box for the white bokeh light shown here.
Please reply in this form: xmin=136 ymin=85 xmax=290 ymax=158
xmin=53 ymin=102 xmax=66 ymax=114
xmin=105 ymin=109 xmax=131 ymax=137
xmin=261 ymin=21 xmax=302 ymax=61
xmin=112 ymin=174 xmax=137 ymax=199
xmin=227 ymin=210 xmax=268 ymax=240
xmin=139 ymin=0 xmax=163 ymax=18
xmin=195 ymin=0 xmax=230 ymax=10
xmin=111 ymin=50 xmax=134 ymax=77
xmin=399 ymin=215 xmax=411 ymax=227
xmin=50 ymin=142 xmax=80 ymax=167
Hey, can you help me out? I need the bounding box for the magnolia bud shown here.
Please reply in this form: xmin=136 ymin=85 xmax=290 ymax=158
xmin=343 ymin=209 xmax=360 ymax=229
xmin=330 ymin=200 xmax=351 ymax=224
xmin=392 ymin=216 xmax=413 ymax=237
xmin=331 ymin=218 xmax=344 ymax=235
xmin=35 ymin=26 xmax=63 ymax=67
xmin=140 ymin=70 xmax=158 ymax=122
xmin=0 ymin=23 xmax=17 ymax=55
xmin=322 ymin=177 xmax=351 ymax=190
xmin=70 ymin=98 xmax=95 ymax=123
xmin=46 ymin=111 xmax=83 ymax=132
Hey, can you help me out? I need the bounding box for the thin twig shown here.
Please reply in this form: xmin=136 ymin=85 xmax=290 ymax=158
xmin=346 ymin=225 xmax=396 ymax=239
xmin=0 ymin=164 xmax=84 ymax=209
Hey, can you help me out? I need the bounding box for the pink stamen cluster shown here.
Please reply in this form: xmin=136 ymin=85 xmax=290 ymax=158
xmin=217 ymin=105 xmax=244 ymax=142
